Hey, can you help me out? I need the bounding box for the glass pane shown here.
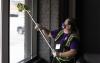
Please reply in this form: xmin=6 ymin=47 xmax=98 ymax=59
xmin=10 ymin=0 xmax=25 ymax=63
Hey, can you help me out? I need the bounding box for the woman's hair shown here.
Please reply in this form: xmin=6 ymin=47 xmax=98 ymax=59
xmin=63 ymin=18 xmax=79 ymax=34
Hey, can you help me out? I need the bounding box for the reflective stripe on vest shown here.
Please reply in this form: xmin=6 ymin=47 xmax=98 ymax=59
xmin=55 ymin=30 xmax=63 ymax=41
xmin=65 ymin=34 xmax=78 ymax=47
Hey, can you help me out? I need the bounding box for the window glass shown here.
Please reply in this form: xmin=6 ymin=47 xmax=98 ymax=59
xmin=10 ymin=0 xmax=25 ymax=63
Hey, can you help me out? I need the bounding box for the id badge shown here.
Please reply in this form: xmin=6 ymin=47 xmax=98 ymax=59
xmin=55 ymin=44 xmax=61 ymax=49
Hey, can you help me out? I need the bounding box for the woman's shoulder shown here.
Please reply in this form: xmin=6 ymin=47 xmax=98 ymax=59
xmin=71 ymin=32 xmax=80 ymax=39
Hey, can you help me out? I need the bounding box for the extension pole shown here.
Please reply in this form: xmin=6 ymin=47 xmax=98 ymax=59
xmin=25 ymin=10 xmax=54 ymax=52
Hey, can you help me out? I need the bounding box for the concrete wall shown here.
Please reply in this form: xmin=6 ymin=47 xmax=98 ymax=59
xmin=77 ymin=0 xmax=100 ymax=54
xmin=38 ymin=0 xmax=59 ymax=62
xmin=76 ymin=0 xmax=100 ymax=63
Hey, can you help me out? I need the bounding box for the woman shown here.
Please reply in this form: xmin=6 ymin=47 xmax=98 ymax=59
xmin=35 ymin=18 xmax=80 ymax=63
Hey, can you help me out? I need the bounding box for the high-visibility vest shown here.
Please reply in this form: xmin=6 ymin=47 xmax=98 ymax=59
xmin=54 ymin=30 xmax=79 ymax=62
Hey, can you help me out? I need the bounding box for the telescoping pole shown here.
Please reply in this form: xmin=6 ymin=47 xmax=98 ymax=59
xmin=17 ymin=3 xmax=61 ymax=63
xmin=25 ymin=10 xmax=54 ymax=52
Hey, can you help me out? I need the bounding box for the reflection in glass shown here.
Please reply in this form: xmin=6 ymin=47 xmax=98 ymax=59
xmin=17 ymin=26 xmax=24 ymax=35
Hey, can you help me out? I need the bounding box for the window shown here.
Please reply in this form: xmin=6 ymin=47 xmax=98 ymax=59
xmin=9 ymin=0 xmax=37 ymax=63
xmin=0 ymin=0 xmax=38 ymax=63
xmin=10 ymin=0 xmax=25 ymax=63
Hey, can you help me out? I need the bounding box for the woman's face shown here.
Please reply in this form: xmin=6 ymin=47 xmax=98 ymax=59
xmin=63 ymin=19 xmax=71 ymax=30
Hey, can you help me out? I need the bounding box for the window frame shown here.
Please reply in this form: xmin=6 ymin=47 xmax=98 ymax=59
xmin=2 ymin=0 xmax=9 ymax=63
xmin=0 ymin=0 xmax=2 ymax=63
xmin=1 ymin=0 xmax=38 ymax=63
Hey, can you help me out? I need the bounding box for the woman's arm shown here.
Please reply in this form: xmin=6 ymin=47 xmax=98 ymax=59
xmin=58 ymin=49 xmax=77 ymax=58
xmin=41 ymin=27 xmax=52 ymax=37
xmin=35 ymin=24 xmax=52 ymax=37
xmin=58 ymin=36 xmax=80 ymax=58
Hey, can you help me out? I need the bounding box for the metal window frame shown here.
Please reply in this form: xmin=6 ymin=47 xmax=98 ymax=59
xmin=1 ymin=0 xmax=38 ymax=63
xmin=0 ymin=0 xmax=2 ymax=63
xmin=2 ymin=0 xmax=9 ymax=63
xmin=22 ymin=0 xmax=37 ymax=62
